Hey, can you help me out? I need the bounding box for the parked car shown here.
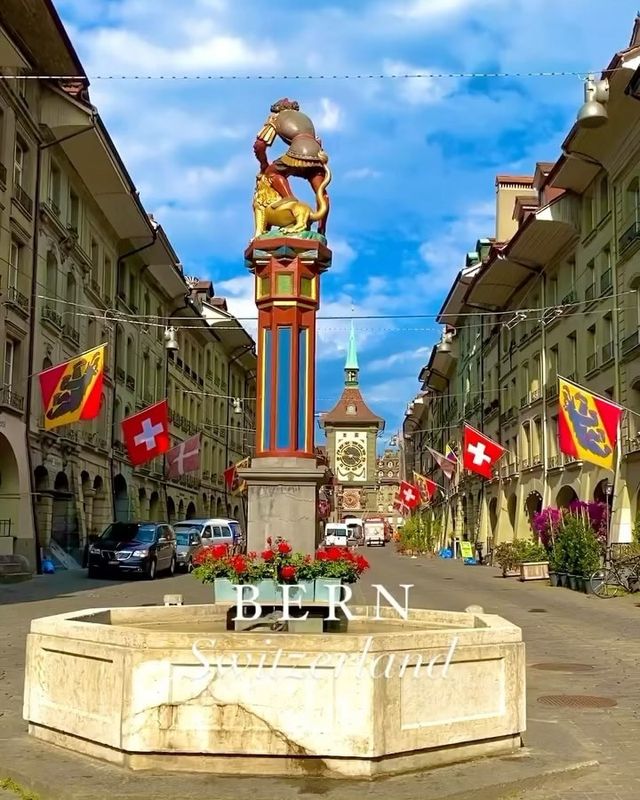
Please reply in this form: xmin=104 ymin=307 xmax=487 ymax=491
xmin=174 ymin=527 xmax=203 ymax=572
xmin=87 ymin=522 xmax=177 ymax=580
xmin=173 ymin=519 xmax=244 ymax=552
xmin=323 ymin=522 xmax=350 ymax=547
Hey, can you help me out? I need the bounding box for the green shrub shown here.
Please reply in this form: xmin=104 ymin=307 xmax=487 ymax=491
xmin=548 ymin=515 xmax=601 ymax=576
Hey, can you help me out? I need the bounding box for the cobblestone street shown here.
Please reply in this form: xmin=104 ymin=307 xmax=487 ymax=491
xmin=2 ymin=550 xmax=640 ymax=799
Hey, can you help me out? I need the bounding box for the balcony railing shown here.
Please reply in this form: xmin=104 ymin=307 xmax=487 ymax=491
xmin=0 ymin=161 xmax=6 ymax=186
xmin=143 ymin=391 xmax=153 ymax=405
xmin=62 ymin=323 xmax=80 ymax=346
xmin=0 ymin=386 xmax=24 ymax=412
xmin=600 ymin=268 xmax=612 ymax=295
xmin=126 ymin=375 xmax=135 ymax=391
xmin=41 ymin=305 xmax=62 ymax=328
xmin=532 ymin=454 xmax=542 ymax=467
xmin=619 ymin=215 xmax=640 ymax=254
xmin=116 ymin=367 xmax=126 ymax=384
xmin=13 ymin=183 xmax=33 ymax=215
xmin=206 ymin=370 xmax=213 ymax=381
xmin=520 ymin=394 xmax=528 ymax=408
xmin=622 ymin=330 xmax=640 ymax=356
xmin=90 ymin=278 xmax=102 ymax=296
xmin=7 ymin=286 xmax=29 ymax=312
xmin=586 ymin=352 xmax=598 ymax=373
xmin=545 ymin=382 xmax=559 ymax=400
xmin=521 ymin=457 xmax=530 ymax=469
xmin=530 ymin=387 xmax=542 ymax=402
xmin=585 ymin=282 xmax=596 ymax=302
xmin=549 ymin=454 xmax=561 ymax=468
xmin=601 ymin=341 xmax=614 ymax=364
xmin=561 ymin=290 xmax=577 ymax=307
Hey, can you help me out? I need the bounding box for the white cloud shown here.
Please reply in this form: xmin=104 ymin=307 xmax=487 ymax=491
xmin=316 ymin=98 xmax=343 ymax=131
xmin=368 ymin=346 xmax=430 ymax=372
xmin=391 ymin=0 xmax=500 ymax=22
xmin=344 ymin=167 xmax=381 ymax=181
xmin=383 ymin=60 xmax=458 ymax=105
xmin=419 ymin=200 xmax=495 ymax=290
xmin=329 ymin=237 xmax=357 ymax=273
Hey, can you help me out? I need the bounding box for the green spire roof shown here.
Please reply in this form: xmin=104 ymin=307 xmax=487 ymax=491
xmin=345 ymin=320 xmax=359 ymax=371
xmin=344 ymin=320 xmax=359 ymax=387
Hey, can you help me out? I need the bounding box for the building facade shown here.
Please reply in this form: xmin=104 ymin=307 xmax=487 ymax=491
xmin=403 ymin=20 xmax=640 ymax=548
xmin=0 ymin=2 xmax=255 ymax=568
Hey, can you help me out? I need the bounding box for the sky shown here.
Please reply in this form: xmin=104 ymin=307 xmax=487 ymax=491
xmin=55 ymin=0 xmax=640 ymax=445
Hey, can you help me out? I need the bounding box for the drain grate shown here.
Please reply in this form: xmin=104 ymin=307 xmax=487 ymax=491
xmin=537 ymin=694 xmax=616 ymax=708
xmin=532 ymin=663 xmax=594 ymax=672
xmin=528 ymin=608 xmax=547 ymax=613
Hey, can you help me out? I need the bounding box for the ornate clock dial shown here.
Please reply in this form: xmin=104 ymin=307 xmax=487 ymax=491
xmin=337 ymin=441 xmax=366 ymax=471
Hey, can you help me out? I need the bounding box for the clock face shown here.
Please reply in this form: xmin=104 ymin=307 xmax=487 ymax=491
xmin=337 ymin=441 xmax=366 ymax=470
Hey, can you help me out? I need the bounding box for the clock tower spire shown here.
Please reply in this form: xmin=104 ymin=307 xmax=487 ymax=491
xmin=345 ymin=320 xmax=359 ymax=387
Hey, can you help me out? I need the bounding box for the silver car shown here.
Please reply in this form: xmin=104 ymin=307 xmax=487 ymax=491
xmin=174 ymin=527 xmax=203 ymax=572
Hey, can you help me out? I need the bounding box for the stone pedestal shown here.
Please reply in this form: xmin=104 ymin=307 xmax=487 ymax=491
xmin=241 ymin=237 xmax=332 ymax=553
xmin=239 ymin=456 xmax=326 ymax=554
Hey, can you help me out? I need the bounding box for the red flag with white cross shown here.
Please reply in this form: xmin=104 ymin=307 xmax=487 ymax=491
xmin=397 ymin=480 xmax=422 ymax=510
xmin=166 ymin=433 xmax=201 ymax=479
xmin=462 ymin=423 xmax=507 ymax=479
xmin=121 ymin=400 xmax=170 ymax=466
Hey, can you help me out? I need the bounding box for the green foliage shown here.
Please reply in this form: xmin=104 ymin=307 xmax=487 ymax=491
xmin=0 ymin=778 xmax=40 ymax=800
xmin=548 ymin=514 xmax=601 ymax=577
xmin=398 ymin=512 xmax=441 ymax=554
xmin=494 ymin=539 xmax=548 ymax=576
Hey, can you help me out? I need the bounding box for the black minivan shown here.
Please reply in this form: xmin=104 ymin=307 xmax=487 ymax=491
xmin=87 ymin=522 xmax=177 ymax=580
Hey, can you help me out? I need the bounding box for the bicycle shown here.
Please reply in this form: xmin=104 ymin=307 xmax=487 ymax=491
xmin=589 ymin=554 xmax=640 ymax=598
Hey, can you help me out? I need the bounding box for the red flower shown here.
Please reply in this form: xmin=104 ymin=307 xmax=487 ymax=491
xmin=230 ymin=555 xmax=248 ymax=575
xmin=277 ymin=541 xmax=292 ymax=555
xmin=211 ymin=544 xmax=229 ymax=559
xmin=280 ymin=565 xmax=296 ymax=581
xmin=355 ymin=555 xmax=369 ymax=573
xmin=262 ymin=549 xmax=275 ymax=561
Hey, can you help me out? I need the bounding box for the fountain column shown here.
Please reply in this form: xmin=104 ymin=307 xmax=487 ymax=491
xmin=239 ymin=237 xmax=331 ymax=554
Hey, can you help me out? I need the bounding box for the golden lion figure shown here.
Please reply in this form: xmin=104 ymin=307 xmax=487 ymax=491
xmin=252 ymin=164 xmax=332 ymax=239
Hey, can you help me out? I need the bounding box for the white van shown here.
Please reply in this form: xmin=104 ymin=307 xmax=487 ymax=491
xmin=323 ymin=523 xmax=349 ymax=547
xmin=174 ymin=518 xmax=243 ymax=551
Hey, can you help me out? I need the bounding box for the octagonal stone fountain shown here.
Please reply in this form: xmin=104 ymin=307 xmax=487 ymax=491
xmin=23 ymin=603 xmax=525 ymax=779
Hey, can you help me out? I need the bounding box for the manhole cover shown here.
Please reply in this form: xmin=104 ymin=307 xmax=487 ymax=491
xmin=532 ymin=663 xmax=594 ymax=672
xmin=528 ymin=608 xmax=547 ymax=613
xmin=537 ymin=695 xmax=616 ymax=708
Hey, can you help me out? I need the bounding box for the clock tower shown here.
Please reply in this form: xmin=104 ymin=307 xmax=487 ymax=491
xmin=319 ymin=322 xmax=384 ymax=519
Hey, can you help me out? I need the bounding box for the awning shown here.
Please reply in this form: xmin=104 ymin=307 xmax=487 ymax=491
xmin=467 ymin=194 xmax=580 ymax=309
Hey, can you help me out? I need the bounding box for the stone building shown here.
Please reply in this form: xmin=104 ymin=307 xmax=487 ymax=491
xmin=0 ymin=1 xmax=255 ymax=568
xmin=319 ymin=323 xmax=386 ymax=521
xmin=403 ymin=18 xmax=640 ymax=547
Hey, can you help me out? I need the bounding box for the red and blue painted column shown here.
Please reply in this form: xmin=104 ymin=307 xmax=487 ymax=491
xmin=245 ymin=238 xmax=332 ymax=459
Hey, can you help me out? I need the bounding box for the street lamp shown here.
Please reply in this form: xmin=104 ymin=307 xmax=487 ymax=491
xmin=576 ymin=74 xmax=610 ymax=129
xmin=164 ymin=327 xmax=179 ymax=351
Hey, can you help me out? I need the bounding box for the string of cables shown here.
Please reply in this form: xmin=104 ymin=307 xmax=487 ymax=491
xmin=0 ymin=69 xmax=611 ymax=81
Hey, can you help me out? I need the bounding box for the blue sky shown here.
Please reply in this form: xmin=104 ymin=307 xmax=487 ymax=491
xmin=56 ymin=0 xmax=640 ymax=444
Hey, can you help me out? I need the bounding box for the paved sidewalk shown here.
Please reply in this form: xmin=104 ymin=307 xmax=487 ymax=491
xmin=1 ymin=554 xmax=640 ymax=799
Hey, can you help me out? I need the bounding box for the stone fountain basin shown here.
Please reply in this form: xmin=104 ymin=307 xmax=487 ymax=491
xmin=23 ymin=604 xmax=525 ymax=779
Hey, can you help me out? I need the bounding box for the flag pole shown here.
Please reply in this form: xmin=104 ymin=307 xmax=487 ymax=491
xmin=607 ymin=418 xmax=624 ymax=560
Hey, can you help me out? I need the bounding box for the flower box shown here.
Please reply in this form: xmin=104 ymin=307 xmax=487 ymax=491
xmin=519 ymin=561 xmax=549 ymax=582
xmin=254 ymin=579 xmax=278 ymax=602
xmin=314 ymin=577 xmax=342 ymax=603
xmin=277 ymin=580 xmax=314 ymax=602
xmin=213 ymin=577 xmax=237 ymax=602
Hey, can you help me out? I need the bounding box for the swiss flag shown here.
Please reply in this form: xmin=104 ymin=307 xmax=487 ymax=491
xmin=397 ymin=480 xmax=421 ymax=509
xmin=462 ymin=423 xmax=507 ymax=479
xmin=121 ymin=400 xmax=170 ymax=466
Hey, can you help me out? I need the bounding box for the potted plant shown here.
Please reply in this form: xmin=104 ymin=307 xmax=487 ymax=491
xmin=314 ymin=546 xmax=369 ymax=601
xmin=518 ymin=540 xmax=550 ymax=581
xmin=494 ymin=542 xmax=519 ymax=577
xmin=259 ymin=537 xmax=293 ymax=601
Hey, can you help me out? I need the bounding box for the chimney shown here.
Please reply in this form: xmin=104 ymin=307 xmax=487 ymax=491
xmin=495 ymin=175 xmax=536 ymax=242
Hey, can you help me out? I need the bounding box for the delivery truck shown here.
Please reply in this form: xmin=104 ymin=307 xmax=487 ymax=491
xmin=364 ymin=518 xmax=386 ymax=547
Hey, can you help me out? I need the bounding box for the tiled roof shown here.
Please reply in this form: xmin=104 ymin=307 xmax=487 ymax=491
xmin=320 ymin=387 xmax=384 ymax=427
